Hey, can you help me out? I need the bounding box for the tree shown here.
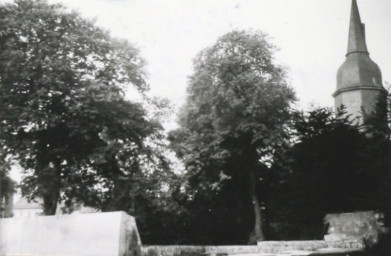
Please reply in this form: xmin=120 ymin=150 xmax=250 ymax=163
xmin=267 ymin=107 xmax=391 ymax=240
xmin=0 ymin=0 xmax=168 ymax=216
xmin=0 ymin=147 xmax=15 ymax=218
xmin=169 ymin=30 xmax=296 ymax=242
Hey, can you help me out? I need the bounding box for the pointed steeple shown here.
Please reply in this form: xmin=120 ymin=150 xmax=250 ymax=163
xmin=347 ymin=0 xmax=368 ymax=55
xmin=334 ymin=0 xmax=387 ymax=125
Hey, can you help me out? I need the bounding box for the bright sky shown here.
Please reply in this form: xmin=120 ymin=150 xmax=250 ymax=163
xmin=2 ymin=0 xmax=390 ymax=124
xmin=41 ymin=0 xmax=390 ymax=114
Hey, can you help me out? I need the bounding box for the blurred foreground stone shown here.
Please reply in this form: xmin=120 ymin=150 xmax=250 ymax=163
xmin=324 ymin=211 xmax=387 ymax=245
xmin=0 ymin=211 xmax=141 ymax=256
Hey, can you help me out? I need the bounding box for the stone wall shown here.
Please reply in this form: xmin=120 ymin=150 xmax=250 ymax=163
xmin=0 ymin=211 xmax=141 ymax=256
xmin=257 ymin=240 xmax=364 ymax=254
xmin=324 ymin=211 xmax=388 ymax=245
xmin=142 ymin=245 xmax=259 ymax=256
xmin=141 ymin=211 xmax=382 ymax=256
xmin=141 ymin=240 xmax=364 ymax=256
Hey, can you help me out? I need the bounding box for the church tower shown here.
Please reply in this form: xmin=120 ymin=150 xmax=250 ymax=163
xmin=333 ymin=0 xmax=387 ymax=124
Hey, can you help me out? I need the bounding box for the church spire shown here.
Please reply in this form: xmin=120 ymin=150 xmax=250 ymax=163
xmin=334 ymin=0 xmax=386 ymax=125
xmin=347 ymin=0 xmax=368 ymax=55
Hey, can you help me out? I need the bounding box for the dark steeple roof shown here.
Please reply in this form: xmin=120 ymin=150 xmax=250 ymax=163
xmin=347 ymin=0 xmax=368 ymax=55
xmin=334 ymin=0 xmax=385 ymax=97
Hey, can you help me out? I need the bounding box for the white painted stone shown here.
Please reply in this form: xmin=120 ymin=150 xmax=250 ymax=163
xmin=0 ymin=211 xmax=141 ymax=256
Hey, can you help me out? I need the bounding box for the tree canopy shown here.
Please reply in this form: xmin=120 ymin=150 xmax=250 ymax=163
xmin=267 ymin=107 xmax=391 ymax=240
xmin=169 ymin=30 xmax=296 ymax=243
xmin=0 ymin=0 xmax=171 ymax=217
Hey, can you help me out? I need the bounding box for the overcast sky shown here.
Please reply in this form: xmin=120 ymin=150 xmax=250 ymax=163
xmin=2 ymin=0 xmax=390 ymax=124
xmin=41 ymin=0 xmax=390 ymax=111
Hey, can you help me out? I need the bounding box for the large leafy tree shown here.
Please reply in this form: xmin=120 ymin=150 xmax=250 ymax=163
xmin=0 ymin=0 xmax=169 ymax=216
xmin=169 ymin=30 xmax=296 ymax=242
xmin=267 ymin=107 xmax=391 ymax=240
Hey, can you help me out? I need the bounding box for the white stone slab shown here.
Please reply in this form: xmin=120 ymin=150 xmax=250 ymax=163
xmin=0 ymin=211 xmax=141 ymax=256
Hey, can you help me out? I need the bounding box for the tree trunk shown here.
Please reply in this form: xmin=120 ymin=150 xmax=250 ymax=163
xmin=36 ymin=159 xmax=60 ymax=215
xmin=250 ymin=168 xmax=265 ymax=241
xmin=43 ymin=190 xmax=59 ymax=215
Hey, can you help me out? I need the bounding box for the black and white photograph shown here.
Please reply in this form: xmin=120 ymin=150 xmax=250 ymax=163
xmin=0 ymin=0 xmax=390 ymax=255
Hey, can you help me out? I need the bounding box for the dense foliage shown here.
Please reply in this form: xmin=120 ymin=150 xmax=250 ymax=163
xmin=267 ymin=107 xmax=391 ymax=240
xmin=169 ymin=30 xmax=296 ymax=243
xmin=0 ymin=0 xmax=174 ymax=221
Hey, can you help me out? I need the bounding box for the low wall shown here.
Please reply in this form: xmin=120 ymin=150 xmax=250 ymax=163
xmin=141 ymin=240 xmax=365 ymax=256
xmin=142 ymin=245 xmax=259 ymax=256
xmin=257 ymin=240 xmax=364 ymax=254
xmin=0 ymin=211 xmax=141 ymax=256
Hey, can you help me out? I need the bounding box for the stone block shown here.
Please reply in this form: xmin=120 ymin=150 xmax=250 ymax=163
xmin=324 ymin=211 xmax=387 ymax=244
xmin=0 ymin=211 xmax=141 ymax=256
xmin=256 ymin=241 xmax=327 ymax=254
